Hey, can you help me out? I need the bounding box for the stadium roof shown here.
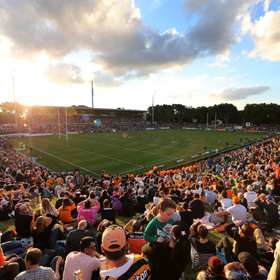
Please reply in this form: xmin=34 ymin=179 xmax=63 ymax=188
xmin=30 ymin=105 xmax=146 ymax=113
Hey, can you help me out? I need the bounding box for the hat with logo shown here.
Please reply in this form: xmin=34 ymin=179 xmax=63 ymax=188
xmin=102 ymin=225 xmax=126 ymax=252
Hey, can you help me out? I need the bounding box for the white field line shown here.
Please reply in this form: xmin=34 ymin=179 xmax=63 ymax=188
xmin=37 ymin=137 xmax=143 ymax=168
xmin=10 ymin=139 xmax=100 ymax=176
xmin=72 ymin=135 xmax=176 ymax=159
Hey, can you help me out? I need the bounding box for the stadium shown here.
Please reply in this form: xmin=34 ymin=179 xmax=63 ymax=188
xmin=1 ymin=1 xmax=280 ymax=280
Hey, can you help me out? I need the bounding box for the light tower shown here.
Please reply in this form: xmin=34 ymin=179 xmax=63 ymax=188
xmin=91 ymin=81 xmax=94 ymax=109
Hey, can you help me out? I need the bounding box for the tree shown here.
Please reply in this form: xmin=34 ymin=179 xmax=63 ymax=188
xmin=0 ymin=102 xmax=27 ymax=126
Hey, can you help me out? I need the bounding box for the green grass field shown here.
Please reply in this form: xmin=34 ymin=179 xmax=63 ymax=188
xmin=9 ymin=130 xmax=272 ymax=177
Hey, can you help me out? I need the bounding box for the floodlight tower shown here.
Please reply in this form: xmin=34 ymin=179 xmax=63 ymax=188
xmin=152 ymin=90 xmax=156 ymax=125
xmin=12 ymin=71 xmax=18 ymax=128
xmin=91 ymin=81 xmax=94 ymax=109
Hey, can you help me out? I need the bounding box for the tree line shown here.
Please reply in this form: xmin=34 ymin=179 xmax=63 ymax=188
xmin=0 ymin=102 xmax=280 ymax=126
xmin=147 ymin=103 xmax=280 ymax=125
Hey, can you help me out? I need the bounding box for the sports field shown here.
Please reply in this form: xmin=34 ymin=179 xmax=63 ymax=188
xmin=9 ymin=130 xmax=272 ymax=176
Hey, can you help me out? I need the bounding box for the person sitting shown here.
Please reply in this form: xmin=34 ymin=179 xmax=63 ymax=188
xmin=100 ymin=225 xmax=151 ymax=280
xmin=110 ymin=194 xmax=122 ymax=216
xmin=100 ymin=199 xmax=116 ymax=224
xmin=253 ymin=194 xmax=279 ymax=231
xmin=135 ymin=189 xmax=149 ymax=213
xmin=196 ymin=256 xmax=226 ymax=280
xmin=189 ymin=194 xmax=205 ymax=219
xmin=0 ymin=244 xmax=19 ymax=280
xmin=244 ymin=185 xmax=258 ymax=209
xmin=15 ymin=248 xmax=62 ymax=280
xmin=224 ymin=252 xmax=268 ymax=280
xmin=124 ymin=219 xmax=147 ymax=255
xmin=14 ymin=202 xmax=33 ymax=238
xmin=65 ymin=219 xmax=95 ymax=256
xmin=211 ymin=196 xmax=247 ymax=226
xmin=58 ymin=198 xmax=76 ymax=224
xmin=178 ymin=202 xmax=193 ymax=228
xmin=216 ymin=223 xmax=257 ymax=263
xmin=119 ymin=192 xmax=135 ymax=217
xmin=189 ymin=223 xmax=216 ymax=271
xmin=41 ymin=198 xmax=58 ymax=217
xmin=77 ymin=199 xmax=100 ymax=225
xmin=63 ymin=236 xmax=101 ymax=280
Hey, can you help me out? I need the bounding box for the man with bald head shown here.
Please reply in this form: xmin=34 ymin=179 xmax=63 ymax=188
xmin=65 ymin=219 xmax=95 ymax=256
xmin=14 ymin=202 xmax=34 ymax=238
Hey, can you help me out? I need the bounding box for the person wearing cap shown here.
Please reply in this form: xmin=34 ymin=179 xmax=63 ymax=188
xmin=253 ymin=193 xmax=279 ymax=231
xmin=244 ymin=185 xmax=257 ymax=209
xmin=100 ymin=224 xmax=151 ymax=280
xmin=182 ymin=189 xmax=193 ymax=208
xmin=216 ymin=222 xmax=257 ymax=263
xmin=63 ymin=236 xmax=101 ymax=280
xmin=212 ymin=196 xmax=247 ymax=226
xmin=224 ymin=252 xmax=267 ymax=280
xmin=196 ymin=256 xmax=226 ymax=280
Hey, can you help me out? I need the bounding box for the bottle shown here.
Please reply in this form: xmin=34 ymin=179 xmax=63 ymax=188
xmin=73 ymin=268 xmax=83 ymax=279
xmin=99 ymin=256 xmax=109 ymax=271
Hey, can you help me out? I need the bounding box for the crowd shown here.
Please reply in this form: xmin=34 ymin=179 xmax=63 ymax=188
xmin=1 ymin=135 xmax=280 ymax=280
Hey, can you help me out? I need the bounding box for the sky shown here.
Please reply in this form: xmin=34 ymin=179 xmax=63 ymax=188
xmin=0 ymin=0 xmax=279 ymax=111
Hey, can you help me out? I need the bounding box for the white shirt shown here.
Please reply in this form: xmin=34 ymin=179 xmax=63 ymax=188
xmin=226 ymin=203 xmax=247 ymax=224
xmin=244 ymin=191 xmax=257 ymax=208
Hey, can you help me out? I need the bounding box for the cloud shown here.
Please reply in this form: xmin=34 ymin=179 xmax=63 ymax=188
xmin=0 ymin=0 xmax=258 ymax=81
xmin=208 ymin=62 xmax=230 ymax=68
xmin=247 ymin=9 xmax=280 ymax=61
xmin=213 ymin=76 xmax=233 ymax=82
xmin=209 ymin=85 xmax=270 ymax=100
xmin=92 ymin=71 xmax=122 ymax=88
xmin=44 ymin=63 xmax=85 ymax=86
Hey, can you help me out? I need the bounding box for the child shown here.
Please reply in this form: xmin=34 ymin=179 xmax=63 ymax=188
xmin=144 ymin=197 xmax=177 ymax=244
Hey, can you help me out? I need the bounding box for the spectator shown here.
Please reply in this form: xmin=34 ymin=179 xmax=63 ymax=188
xmin=244 ymin=185 xmax=258 ymax=209
xmin=15 ymin=248 xmax=62 ymax=280
xmin=124 ymin=219 xmax=147 ymax=255
xmin=63 ymin=236 xmax=100 ymax=280
xmin=224 ymin=252 xmax=268 ymax=280
xmin=135 ymin=189 xmax=148 ymax=213
xmin=253 ymin=194 xmax=279 ymax=231
xmin=100 ymin=199 xmax=116 ymax=224
xmin=15 ymin=203 xmax=33 ymax=238
xmin=189 ymin=194 xmax=205 ymax=219
xmin=65 ymin=220 xmax=95 ymax=256
xmin=100 ymin=225 xmax=151 ymax=280
xmin=58 ymin=198 xmax=76 ymax=224
xmin=77 ymin=199 xmax=100 ymax=225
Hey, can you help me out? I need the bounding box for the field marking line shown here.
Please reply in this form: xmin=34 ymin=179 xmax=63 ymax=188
xmin=10 ymin=139 xmax=100 ymax=176
xmin=72 ymin=135 xmax=176 ymax=159
xmin=36 ymin=137 xmax=144 ymax=168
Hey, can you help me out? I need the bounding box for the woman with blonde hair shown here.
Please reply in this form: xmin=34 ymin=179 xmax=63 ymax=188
xmin=41 ymin=198 xmax=58 ymax=217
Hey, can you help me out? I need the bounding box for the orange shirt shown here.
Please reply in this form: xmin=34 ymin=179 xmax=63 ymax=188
xmin=0 ymin=251 xmax=5 ymax=266
xmin=58 ymin=203 xmax=76 ymax=223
